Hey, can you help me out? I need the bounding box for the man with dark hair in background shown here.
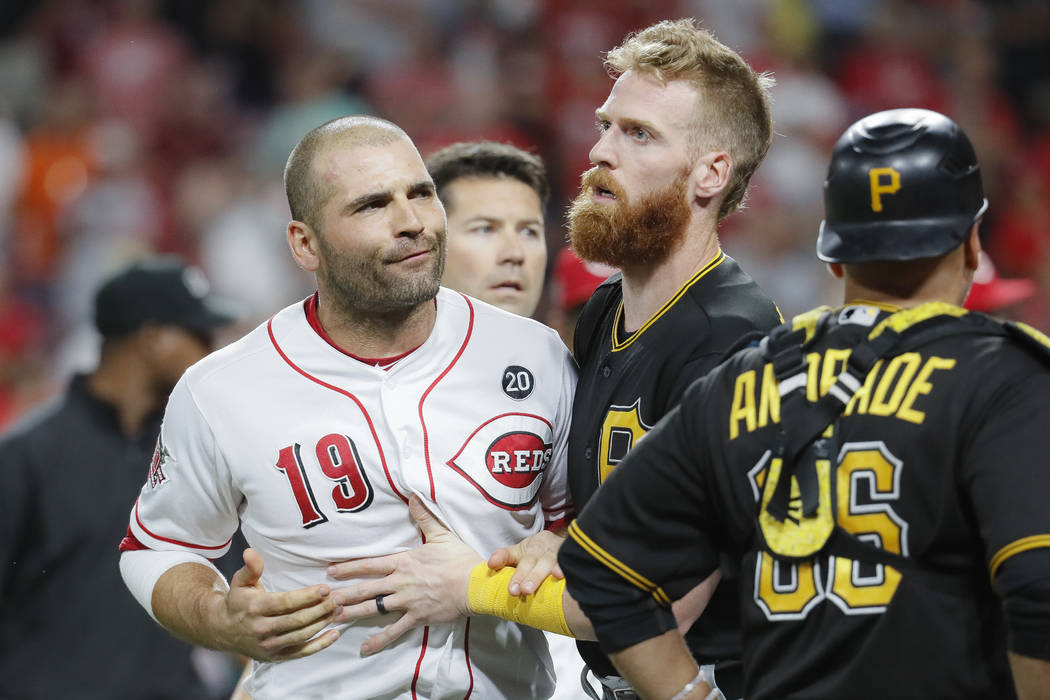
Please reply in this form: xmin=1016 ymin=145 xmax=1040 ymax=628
xmin=427 ymin=140 xmax=550 ymax=319
xmin=0 ymin=256 xmax=239 ymax=699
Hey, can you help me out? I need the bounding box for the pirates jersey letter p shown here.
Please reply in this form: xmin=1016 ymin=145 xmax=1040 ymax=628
xmin=598 ymin=400 xmax=652 ymax=483
xmin=869 ymin=167 xmax=900 ymax=212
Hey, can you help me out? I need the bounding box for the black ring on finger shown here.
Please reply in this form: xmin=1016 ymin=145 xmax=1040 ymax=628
xmin=375 ymin=594 xmax=388 ymax=615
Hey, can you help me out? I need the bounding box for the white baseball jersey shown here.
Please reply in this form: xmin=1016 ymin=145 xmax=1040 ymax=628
xmin=125 ymin=287 xmax=577 ymax=699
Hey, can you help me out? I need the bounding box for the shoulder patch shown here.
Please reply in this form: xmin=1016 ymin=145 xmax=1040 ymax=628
xmin=502 ymin=365 xmax=535 ymax=400
xmin=837 ymin=305 xmax=880 ymax=327
xmin=148 ymin=435 xmax=172 ymax=488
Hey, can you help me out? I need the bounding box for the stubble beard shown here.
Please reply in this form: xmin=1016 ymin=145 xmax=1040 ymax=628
xmin=568 ymin=167 xmax=691 ymax=270
xmin=318 ymin=229 xmax=448 ymax=322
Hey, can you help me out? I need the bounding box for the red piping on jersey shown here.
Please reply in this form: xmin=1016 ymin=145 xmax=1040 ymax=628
xmin=545 ymin=515 xmax=571 ymax=532
xmin=119 ymin=528 xmax=225 ymax=563
xmin=410 ymin=527 xmax=431 ymax=695
xmin=463 ymin=618 xmax=475 ymax=699
xmin=411 ymin=625 xmax=430 ymax=698
xmin=129 ymin=498 xmax=234 ymax=551
xmin=303 ymin=293 xmax=421 ymax=368
xmin=418 ymin=292 xmax=475 ymax=501
xmin=268 ymin=318 xmax=408 ymax=504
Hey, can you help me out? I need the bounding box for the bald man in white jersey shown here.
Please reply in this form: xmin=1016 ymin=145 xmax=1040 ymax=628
xmin=119 ymin=116 xmax=576 ymax=699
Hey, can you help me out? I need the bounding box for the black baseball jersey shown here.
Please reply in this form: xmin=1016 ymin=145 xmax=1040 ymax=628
xmin=561 ymin=303 xmax=1050 ymax=699
xmin=567 ymin=251 xmax=781 ymax=679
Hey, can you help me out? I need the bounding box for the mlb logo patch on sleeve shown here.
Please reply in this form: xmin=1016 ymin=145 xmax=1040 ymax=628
xmin=148 ymin=436 xmax=172 ymax=488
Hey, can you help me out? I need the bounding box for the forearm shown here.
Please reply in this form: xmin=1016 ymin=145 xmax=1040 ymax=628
xmin=672 ymin=570 xmax=720 ymax=634
xmin=561 ymin=587 xmax=595 ymax=639
xmin=466 ymin=562 xmax=596 ymax=640
xmin=1011 ymin=652 xmax=1050 ymax=700
xmin=609 ymin=629 xmax=710 ymax=700
xmin=130 ymin=546 xmax=340 ymax=662
xmin=152 ymin=561 xmax=235 ymax=651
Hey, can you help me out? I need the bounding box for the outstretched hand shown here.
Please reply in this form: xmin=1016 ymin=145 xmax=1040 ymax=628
xmin=487 ymin=528 xmax=567 ymax=595
xmin=327 ymin=495 xmax=483 ymax=656
xmin=222 ymin=548 xmax=342 ymax=662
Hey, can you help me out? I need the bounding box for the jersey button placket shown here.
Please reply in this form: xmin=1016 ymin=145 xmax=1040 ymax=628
xmin=380 ymin=382 xmax=414 ymax=493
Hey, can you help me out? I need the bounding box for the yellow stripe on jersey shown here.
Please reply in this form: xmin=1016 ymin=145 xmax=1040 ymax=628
xmin=868 ymin=302 xmax=968 ymax=340
xmin=847 ymin=299 xmax=901 ymax=313
xmin=1013 ymin=321 xmax=1050 ymax=349
xmin=790 ymin=306 xmax=832 ymax=344
xmin=611 ymin=251 xmax=726 ymax=352
xmin=990 ymin=534 xmax=1050 ymax=580
xmin=567 ymin=521 xmax=672 ymax=606
xmin=790 ymin=301 xmax=899 ymax=347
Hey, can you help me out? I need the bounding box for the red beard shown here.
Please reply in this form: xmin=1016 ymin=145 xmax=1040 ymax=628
xmin=568 ymin=167 xmax=690 ymax=269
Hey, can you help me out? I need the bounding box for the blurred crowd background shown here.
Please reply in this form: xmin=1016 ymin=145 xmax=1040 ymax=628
xmin=0 ymin=0 xmax=1047 ymax=430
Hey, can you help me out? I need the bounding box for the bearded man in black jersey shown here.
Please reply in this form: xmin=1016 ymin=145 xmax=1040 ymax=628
xmin=556 ymin=18 xmax=781 ymax=699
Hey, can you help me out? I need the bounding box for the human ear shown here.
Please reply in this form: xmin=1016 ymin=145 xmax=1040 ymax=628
xmin=287 ymin=221 xmax=321 ymax=272
xmin=963 ymin=223 xmax=982 ymax=272
xmin=691 ymin=151 xmax=732 ymax=199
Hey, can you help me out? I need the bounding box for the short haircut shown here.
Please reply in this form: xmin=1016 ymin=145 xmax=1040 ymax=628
xmin=606 ymin=18 xmax=774 ymax=222
xmin=425 ymin=141 xmax=550 ymax=212
xmin=284 ymin=115 xmax=409 ymax=233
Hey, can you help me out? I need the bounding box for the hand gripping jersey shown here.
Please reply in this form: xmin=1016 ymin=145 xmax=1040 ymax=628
xmin=561 ymin=302 xmax=1050 ymax=699
xmin=125 ymin=288 xmax=576 ymax=699
xmin=567 ymin=252 xmax=782 ymax=682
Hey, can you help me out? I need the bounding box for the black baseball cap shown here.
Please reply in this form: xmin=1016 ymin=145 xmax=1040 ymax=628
xmin=94 ymin=256 xmax=239 ymax=337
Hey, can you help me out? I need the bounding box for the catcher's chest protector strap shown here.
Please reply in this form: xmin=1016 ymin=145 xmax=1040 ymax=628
xmin=757 ymin=303 xmax=1008 ymax=562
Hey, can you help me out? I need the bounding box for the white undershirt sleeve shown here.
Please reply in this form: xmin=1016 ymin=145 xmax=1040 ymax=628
xmin=120 ymin=549 xmax=229 ymax=622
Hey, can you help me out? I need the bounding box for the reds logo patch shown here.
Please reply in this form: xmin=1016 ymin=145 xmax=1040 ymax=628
xmin=447 ymin=413 xmax=554 ymax=510
xmin=148 ymin=435 xmax=172 ymax=488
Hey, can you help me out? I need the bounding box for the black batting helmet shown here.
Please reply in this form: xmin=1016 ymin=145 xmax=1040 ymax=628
xmin=816 ymin=108 xmax=988 ymax=263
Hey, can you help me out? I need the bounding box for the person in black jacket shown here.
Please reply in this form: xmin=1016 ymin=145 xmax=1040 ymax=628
xmin=0 ymin=256 xmax=239 ymax=700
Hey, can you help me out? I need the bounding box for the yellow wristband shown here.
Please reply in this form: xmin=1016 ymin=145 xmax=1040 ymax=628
xmin=467 ymin=563 xmax=573 ymax=637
